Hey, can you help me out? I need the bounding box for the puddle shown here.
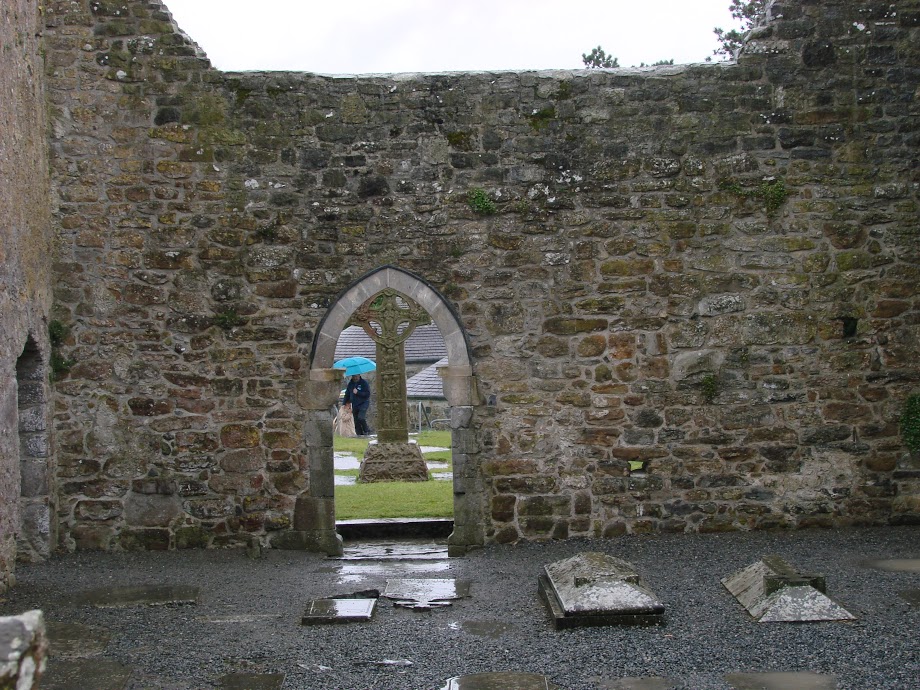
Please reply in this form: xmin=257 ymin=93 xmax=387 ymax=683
xmin=432 ymin=472 xmax=453 ymax=481
xmin=441 ymin=673 xmax=560 ymax=689
xmin=384 ymin=578 xmax=470 ymax=608
xmin=335 ymin=475 xmax=356 ymax=486
xmin=339 ymin=541 xmax=448 ymax=560
xmin=861 ymin=558 xmax=920 ymax=573
xmin=334 ymin=453 xmax=361 ymax=470
xmin=449 ymin=619 xmax=515 ymax=639
xmin=725 ymin=672 xmax=836 ymax=690
xmin=427 ymin=461 xmax=449 ymax=470
xmin=335 ymin=561 xmax=453 ymax=584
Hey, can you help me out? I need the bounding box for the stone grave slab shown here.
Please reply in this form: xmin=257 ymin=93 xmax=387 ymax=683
xmin=46 ymin=621 xmax=110 ymax=657
xmin=722 ymin=555 xmax=855 ymax=622
xmin=301 ymin=598 xmax=376 ymax=624
xmin=41 ymin=659 xmax=132 ymax=690
xmin=594 ymin=678 xmax=676 ymax=690
xmin=70 ymin=584 xmax=199 ymax=608
xmin=725 ymin=671 xmax=837 ymax=689
xmin=441 ymin=672 xmax=561 ymax=689
xmin=383 ymin=578 xmax=470 ymax=609
xmin=899 ymin=588 xmax=920 ymax=607
xmin=218 ymin=672 xmax=285 ymax=689
xmin=861 ymin=558 xmax=920 ymax=573
xmin=452 ymin=619 xmax=515 ymax=639
xmin=538 ymin=552 xmax=665 ymax=628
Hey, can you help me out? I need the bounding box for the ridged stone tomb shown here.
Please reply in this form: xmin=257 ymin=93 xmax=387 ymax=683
xmin=538 ymin=552 xmax=665 ymax=629
xmin=721 ymin=555 xmax=856 ymax=622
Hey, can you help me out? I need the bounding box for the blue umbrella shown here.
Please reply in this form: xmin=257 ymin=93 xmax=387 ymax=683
xmin=334 ymin=356 xmax=377 ymax=376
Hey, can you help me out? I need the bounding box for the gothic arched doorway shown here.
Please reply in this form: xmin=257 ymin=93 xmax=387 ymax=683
xmin=297 ymin=266 xmax=483 ymax=556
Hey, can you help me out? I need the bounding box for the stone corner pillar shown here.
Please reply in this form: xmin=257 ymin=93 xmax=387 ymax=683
xmin=437 ymin=365 xmax=481 ymax=407
xmin=270 ymin=495 xmax=343 ymax=556
xmin=297 ymin=368 xmax=345 ymax=410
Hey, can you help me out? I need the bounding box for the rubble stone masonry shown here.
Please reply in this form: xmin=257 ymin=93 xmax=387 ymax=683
xmin=0 ymin=0 xmax=54 ymax=587
xmin=41 ymin=0 xmax=919 ymax=552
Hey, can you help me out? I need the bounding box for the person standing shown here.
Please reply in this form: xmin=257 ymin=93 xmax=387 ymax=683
xmin=343 ymin=373 xmax=371 ymax=436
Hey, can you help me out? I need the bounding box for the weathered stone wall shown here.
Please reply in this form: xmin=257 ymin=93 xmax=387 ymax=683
xmin=0 ymin=0 xmax=54 ymax=587
xmin=45 ymin=0 xmax=919 ymax=551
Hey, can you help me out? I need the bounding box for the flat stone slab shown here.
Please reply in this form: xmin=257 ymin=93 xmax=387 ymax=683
xmin=441 ymin=672 xmax=561 ymax=689
xmin=594 ymin=678 xmax=675 ymax=690
xmin=70 ymin=584 xmax=199 ymax=608
xmin=539 ymin=552 xmax=665 ymax=628
xmin=725 ymin=671 xmax=837 ymax=689
xmin=861 ymin=558 xmax=920 ymax=573
xmin=452 ymin=619 xmax=515 ymax=639
xmin=301 ymin=598 xmax=376 ymax=624
xmin=218 ymin=673 xmax=285 ymax=689
xmin=383 ymin=578 xmax=470 ymax=609
xmin=722 ymin=556 xmax=854 ymax=622
xmin=899 ymin=588 xmax=920 ymax=607
xmin=46 ymin=621 xmax=110 ymax=657
xmin=41 ymin=659 xmax=132 ymax=690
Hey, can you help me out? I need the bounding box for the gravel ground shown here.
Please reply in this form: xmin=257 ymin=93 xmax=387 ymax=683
xmin=2 ymin=526 xmax=918 ymax=690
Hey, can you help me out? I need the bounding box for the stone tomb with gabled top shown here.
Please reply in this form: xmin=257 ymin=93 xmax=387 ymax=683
xmin=538 ymin=552 xmax=665 ymax=629
xmin=721 ymin=554 xmax=856 ymax=622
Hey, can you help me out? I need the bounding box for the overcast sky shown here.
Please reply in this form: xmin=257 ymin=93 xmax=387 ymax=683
xmin=162 ymin=0 xmax=742 ymax=74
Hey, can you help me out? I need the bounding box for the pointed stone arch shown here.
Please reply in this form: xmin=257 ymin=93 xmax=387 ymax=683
xmin=292 ymin=265 xmax=483 ymax=556
xmin=16 ymin=335 xmax=53 ymax=563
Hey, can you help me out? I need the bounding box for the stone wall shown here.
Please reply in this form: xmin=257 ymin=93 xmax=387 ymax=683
xmin=0 ymin=0 xmax=54 ymax=587
xmin=44 ymin=0 xmax=919 ymax=552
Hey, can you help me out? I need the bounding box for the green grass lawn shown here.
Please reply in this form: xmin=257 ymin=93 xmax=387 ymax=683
xmin=335 ymin=480 xmax=454 ymax=519
xmin=333 ymin=429 xmax=454 ymax=519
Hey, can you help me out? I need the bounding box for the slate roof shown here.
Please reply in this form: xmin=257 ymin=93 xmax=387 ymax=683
xmin=406 ymin=358 xmax=448 ymax=399
xmin=334 ymin=324 xmax=447 ymax=363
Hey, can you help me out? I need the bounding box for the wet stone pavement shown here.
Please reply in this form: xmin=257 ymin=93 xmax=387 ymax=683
xmin=1 ymin=526 xmax=917 ymax=689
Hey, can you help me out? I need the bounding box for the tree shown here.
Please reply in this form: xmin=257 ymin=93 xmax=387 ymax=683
xmin=713 ymin=0 xmax=767 ymax=59
xmin=582 ymin=46 xmax=619 ymax=69
xmin=637 ymin=59 xmax=674 ymax=67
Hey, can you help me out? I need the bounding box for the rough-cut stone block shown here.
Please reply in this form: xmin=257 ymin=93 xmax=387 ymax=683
xmin=0 ymin=610 xmax=46 ymax=688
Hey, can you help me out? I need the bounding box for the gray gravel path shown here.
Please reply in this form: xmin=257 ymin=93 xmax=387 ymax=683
xmin=2 ymin=526 xmax=917 ymax=689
